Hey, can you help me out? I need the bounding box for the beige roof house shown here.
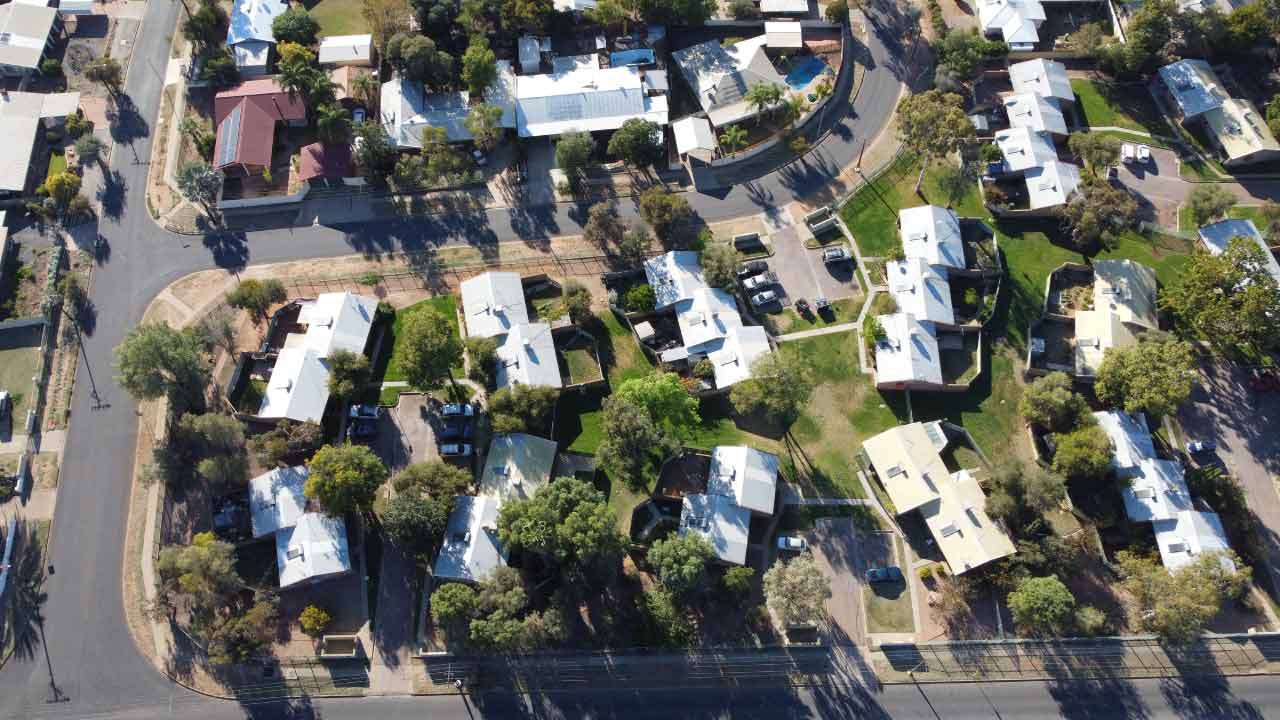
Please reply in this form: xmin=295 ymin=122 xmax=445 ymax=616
xmin=863 ymin=422 xmax=1015 ymax=574
xmin=479 ymin=433 xmax=558 ymax=501
xmin=1072 ymin=259 xmax=1157 ymax=377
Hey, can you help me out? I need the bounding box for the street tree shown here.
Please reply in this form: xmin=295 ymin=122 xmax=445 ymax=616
xmin=762 ymin=554 xmax=832 ymax=627
xmin=1050 ymin=423 xmax=1112 ymax=480
xmin=1160 ymin=237 xmax=1280 ymax=355
xmin=363 ymin=0 xmax=414 ymax=54
xmin=895 ymin=90 xmax=974 ymax=194
xmin=1185 ymin=184 xmax=1237 ymax=227
xmin=729 ymin=352 xmax=815 ymax=425
xmin=399 ymin=309 xmax=462 ymax=390
xmin=699 ymin=241 xmax=739 ymax=290
xmin=206 ymin=597 xmax=278 ymax=665
xmin=73 ymin=134 xmax=104 ymax=167
xmin=430 ymin=582 xmax=480 ymax=635
xmin=326 ymin=349 xmax=371 ymax=401
xmin=638 ymin=186 xmax=692 ymax=245
xmin=1008 ymin=576 xmax=1076 ymax=637
xmin=381 ymin=485 xmax=454 ymax=555
xmin=305 ymin=444 xmax=389 ymax=516
xmin=1057 ymin=178 xmax=1138 ymax=250
xmin=597 ymin=394 xmax=679 ymax=490
xmin=562 ymin=280 xmax=593 ymax=325
xmin=225 ymin=278 xmax=287 ymax=319
xmin=156 ymin=532 xmax=241 ymax=614
xmin=271 ymin=7 xmax=320 ymax=44
xmin=115 ymin=322 xmax=209 ymax=410
xmin=1116 ymin=549 xmax=1250 ymax=645
xmin=607 ymin=118 xmax=664 ymax=168
xmin=182 ymin=0 xmax=226 ymax=53
xmin=1068 ymin=132 xmax=1122 ymax=175
xmin=584 ymin=202 xmax=626 ymax=251
xmin=176 ymin=161 xmax=223 ymax=219
xmin=648 ymin=533 xmax=715 ymax=596
xmin=1095 ymin=337 xmax=1196 ymax=418
xmin=1019 ymin=371 xmax=1089 ymax=432
xmin=497 ymin=476 xmax=627 ymax=573
xmin=85 ymin=58 xmax=124 ymax=98
xmin=555 ymin=131 xmax=595 ymax=190
xmin=464 ymin=104 xmax=505 ymax=152
xmin=615 ymin=372 xmax=700 ymax=435
xmin=461 ymin=36 xmax=498 ymax=97
xmin=487 ymin=384 xmax=560 ymax=435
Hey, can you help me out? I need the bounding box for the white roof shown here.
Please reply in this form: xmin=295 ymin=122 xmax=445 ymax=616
xmin=680 ymin=493 xmax=750 ymax=565
xmin=276 ymin=513 xmax=351 ymax=588
xmin=1204 ymin=97 xmax=1280 ymax=164
xmin=226 ymin=0 xmax=287 ymax=47
xmin=56 ymin=0 xmax=94 ymax=14
xmin=1025 ymin=159 xmax=1080 ymax=210
xmin=479 ymin=433 xmax=558 ymax=501
xmin=1198 ymin=219 xmax=1280 ymax=286
xmin=380 ymin=78 xmax=477 ymax=147
xmin=232 ymin=40 xmax=272 ymax=71
xmin=518 ymin=35 xmax=541 ymax=72
xmin=1122 ymin=458 xmax=1192 ymax=523
xmin=0 ymin=91 xmax=79 ymax=193
xmin=764 ymin=21 xmax=804 ymax=48
xmin=672 ymin=36 xmax=785 ymax=127
xmin=1073 ymin=309 xmax=1135 ymax=376
xmin=707 ymin=325 xmax=772 ymax=389
xmin=1004 ymin=93 xmax=1067 ymax=136
xmin=1093 ymin=410 xmax=1154 ymax=473
xmin=1154 ymin=510 xmax=1235 ymax=573
xmin=899 ymin=205 xmax=965 ymax=270
xmin=761 ymin=0 xmax=808 ymax=11
xmin=677 ymin=288 xmax=742 ymax=354
xmin=258 ymin=347 xmax=331 ymax=422
xmin=708 ymin=445 xmax=779 ymax=515
xmin=644 ymin=251 xmax=706 ymax=309
xmin=553 ymin=0 xmax=597 ymax=10
xmin=1093 ymin=259 xmax=1158 ymax=331
xmin=1008 ymin=59 xmax=1073 ymax=103
xmin=514 ymin=63 xmax=668 ymax=137
xmin=672 ymin=116 xmax=716 ymax=155
xmin=977 ymin=0 xmax=1044 ymax=46
xmin=886 ymin=258 xmax=955 ymax=325
xmin=994 ymin=127 xmax=1059 ymax=174
xmin=496 ymin=322 xmax=563 ymax=390
xmin=1158 ymin=59 xmax=1223 ymax=120
xmin=874 ymin=313 xmax=943 ymax=386
xmin=460 ymin=271 xmax=528 ymax=339
xmin=297 ymin=292 xmax=377 ymax=358
xmin=432 ymin=495 xmax=507 ymax=583
xmin=0 ymin=3 xmax=57 ymax=71
xmin=248 ymin=465 xmax=309 ymax=538
xmin=318 ymin=34 xmax=373 ymax=65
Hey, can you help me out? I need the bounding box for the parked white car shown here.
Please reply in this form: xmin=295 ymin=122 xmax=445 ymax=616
xmin=1136 ymin=144 xmax=1151 ymax=163
xmin=750 ymin=290 xmax=778 ymax=307
xmin=1121 ymin=143 xmax=1136 ymax=163
xmin=742 ymin=272 xmax=777 ymax=291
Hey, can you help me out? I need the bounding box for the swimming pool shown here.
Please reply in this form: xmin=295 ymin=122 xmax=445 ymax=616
xmin=785 ymin=56 xmax=828 ymax=90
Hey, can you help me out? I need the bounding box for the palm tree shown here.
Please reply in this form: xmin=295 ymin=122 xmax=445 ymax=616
xmin=778 ymin=94 xmax=808 ymax=130
xmin=316 ymin=104 xmax=352 ymax=144
xmin=277 ymin=58 xmax=312 ymax=101
xmin=719 ymin=124 xmax=747 ymax=155
xmin=352 ymin=72 xmax=380 ymax=114
xmin=744 ymin=83 xmax=785 ymax=126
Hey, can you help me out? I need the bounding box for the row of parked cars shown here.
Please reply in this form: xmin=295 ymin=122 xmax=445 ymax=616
xmin=346 ymin=400 xmax=479 ymax=459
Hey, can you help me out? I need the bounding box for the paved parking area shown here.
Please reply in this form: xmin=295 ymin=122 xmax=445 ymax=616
xmin=805 ymin=518 xmax=897 ymax=645
xmin=1114 ymin=145 xmax=1182 ymax=228
xmin=374 ymin=394 xmax=439 ymax=472
xmin=752 ymin=226 xmax=859 ymax=310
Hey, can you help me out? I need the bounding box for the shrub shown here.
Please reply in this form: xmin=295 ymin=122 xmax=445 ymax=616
xmin=625 ymin=284 xmax=656 ymax=313
xmin=918 ymin=565 xmax=934 ymax=581
xmin=298 ymin=605 xmax=332 ymax=637
xmin=691 ymin=359 xmax=714 ymax=380
xmin=359 ymin=271 xmax=382 ymax=286
xmin=1075 ymin=605 xmax=1109 ymax=636
xmin=729 ymin=0 xmax=759 ymax=18
xmin=40 ymin=58 xmax=62 ymax=77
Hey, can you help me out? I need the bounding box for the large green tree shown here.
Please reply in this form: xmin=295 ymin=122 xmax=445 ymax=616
xmin=497 ymin=476 xmax=626 ymax=574
xmin=306 ymin=444 xmax=389 ymax=516
xmin=615 ymin=372 xmax=700 ymax=434
xmin=464 ymin=104 xmax=505 ymax=152
xmin=1095 ymin=337 xmax=1196 ymax=418
xmin=597 ymin=394 xmax=678 ymax=490
xmin=271 ymin=7 xmax=320 ymax=44
xmin=895 ymin=90 xmax=974 ymax=194
xmin=1161 ymin=237 xmax=1280 ymax=355
xmin=763 ymin=553 xmax=831 ymax=627
xmin=1008 ymin=575 xmax=1076 ymax=637
xmin=556 ymin=131 xmax=595 ymax=190
xmin=381 ymin=485 xmax=453 ymax=555
xmin=1067 ymin=133 xmax=1122 ymax=176
xmin=1185 ymin=184 xmax=1237 ymax=227
xmin=647 ymin=533 xmax=714 ymax=596
xmin=1020 ymin=371 xmax=1089 ymax=433
xmin=391 ymin=459 xmax=472 ymax=495
xmin=638 ymin=187 xmax=692 ymax=245
xmin=1050 ymin=423 xmax=1112 ymax=480
xmin=607 ymin=118 xmax=664 ymax=168
xmin=225 ymin=278 xmax=287 ymax=319
xmin=699 ymin=241 xmax=740 ymax=291
xmin=1116 ymin=549 xmax=1250 ymax=645
xmin=115 ymin=323 xmax=209 ymax=410
xmin=488 ymin=384 xmax=560 ymax=434
xmin=728 ymin=352 xmax=814 ymax=424
xmin=399 ymin=309 xmax=462 ymax=390
xmin=327 ymin=349 xmax=371 ymax=401
xmin=1057 ymin=178 xmax=1138 ymax=250
xmin=461 ymin=35 xmax=498 ymax=97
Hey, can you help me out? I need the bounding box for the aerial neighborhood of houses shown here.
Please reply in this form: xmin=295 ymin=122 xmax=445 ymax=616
xmin=5 ymin=0 xmax=1280 ymax=705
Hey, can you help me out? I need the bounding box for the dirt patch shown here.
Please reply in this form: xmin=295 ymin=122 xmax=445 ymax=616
xmin=168 ymin=268 xmax=236 ymax=313
xmin=43 ymin=250 xmax=94 ymax=431
xmin=146 ymin=86 xmax=181 ymax=221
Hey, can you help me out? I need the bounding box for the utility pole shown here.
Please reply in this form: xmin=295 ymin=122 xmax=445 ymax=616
xmin=60 ymin=303 xmax=99 ymax=405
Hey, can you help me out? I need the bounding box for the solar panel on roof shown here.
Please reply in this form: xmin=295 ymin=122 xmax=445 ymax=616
xmin=217 ymin=104 xmax=242 ymax=167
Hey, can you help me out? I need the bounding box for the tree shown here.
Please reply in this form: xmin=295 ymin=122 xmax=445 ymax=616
xmin=465 ymin=335 xmax=499 ymax=387
xmin=352 ymin=71 xmax=381 ymax=112
xmin=464 ymin=104 xmax=505 ymax=152
xmin=1008 ymin=576 xmax=1076 ymax=637
xmin=354 ymin=120 xmax=396 ymax=185
xmin=729 ymin=352 xmax=815 ymax=424
xmin=115 ymin=323 xmax=209 ymax=410
xmin=501 ymin=0 xmax=552 ymax=33
xmin=896 ymin=90 xmax=974 ymax=194
xmin=700 ymin=241 xmax=739 ymax=290
xmin=555 ymin=131 xmax=595 ymax=189
xmin=763 ymin=554 xmax=831 ymax=627
xmin=1185 ymin=184 xmax=1237 ymax=227
xmin=1160 ymin=237 xmax=1280 ymax=354
xmin=391 ymin=459 xmax=472 ymax=497
xmin=497 ymin=476 xmax=626 ymax=574
xmin=43 ymin=171 xmax=81 ymax=212
xmin=488 ymin=384 xmax=560 ymax=435
xmin=156 ymin=532 xmax=240 ymax=613
xmin=936 ymin=28 xmax=1008 ymax=78
xmin=584 ymin=202 xmax=625 ymax=251
xmin=399 ymin=309 xmax=462 ymax=390
xmin=983 ymin=463 xmax=1066 ymax=529
xmin=1057 ymin=178 xmax=1138 ymax=250
xmin=73 ymin=134 xmax=104 ymax=167
xmin=624 ymin=283 xmax=656 ymax=312
xmin=607 ymin=118 xmax=663 ymax=168
xmin=1019 ymin=371 xmax=1089 ymax=433
xmin=298 ymin=605 xmax=333 ymax=637
xmin=84 ymin=58 xmax=124 ymax=98
xmin=632 ymin=0 xmax=715 ymax=24
xmin=225 ymin=278 xmax=287 ymax=319
xmin=615 ymin=372 xmax=700 ymax=434
xmin=638 ymin=187 xmax=692 ymax=245
xmin=1224 ymin=2 xmax=1272 ymax=48
xmin=744 ymin=83 xmax=785 ymax=123
xmin=363 ymin=0 xmax=414 ymax=55
xmin=562 ymin=280 xmax=593 ymax=325
xmin=1258 ymin=200 xmax=1280 ymax=245
xmin=431 ymin=582 xmax=480 ymax=634
xmin=315 ymin=104 xmax=351 ymax=144
xmin=1095 ymin=337 xmax=1195 ymax=418
xmin=461 ymin=36 xmax=497 ymax=97
xmin=182 ymin=0 xmax=227 ymax=53
xmin=206 ymin=597 xmax=278 ymax=665
xmin=618 ymin=226 xmax=651 ymax=267
xmin=306 ymin=444 xmax=389 ymax=516
xmin=1050 ymin=423 xmax=1112 ymax=479
xmin=381 ymin=485 xmax=454 ymax=554
xmin=248 ymin=420 xmax=324 ymax=467
xmin=824 ymin=0 xmax=848 ymax=23
xmin=176 ymin=161 xmax=223 ymax=219
xmin=200 ymin=50 xmax=240 ymax=88
xmin=326 ymin=349 xmax=370 ymax=401
xmin=728 ymin=0 xmax=758 ymax=18
xmin=647 ymin=533 xmax=714 ymax=596
xmin=719 ymin=124 xmax=747 ymax=154
xmin=597 ymin=394 xmax=679 ymax=490
xmin=1068 ymin=132 xmax=1122 ymax=176
xmin=1066 ymin=21 xmax=1107 ymax=55
xmin=272 ymin=7 xmax=320 ymax=44
xmin=586 ymin=0 xmax=630 ymax=27
xmin=1116 ymin=549 xmax=1250 ymax=645
xmin=1268 ymin=95 xmax=1280 ymax=141
xmin=277 ymin=40 xmax=315 ymax=69
xmin=386 ymin=33 xmax=453 ymax=86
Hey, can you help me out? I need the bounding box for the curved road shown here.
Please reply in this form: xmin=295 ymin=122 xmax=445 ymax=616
xmin=0 ymin=0 xmax=1276 ymax=717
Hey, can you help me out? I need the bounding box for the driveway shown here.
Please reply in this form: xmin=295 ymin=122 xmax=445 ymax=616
xmin=1116 ymin=146 xmax=1280 ymax=228
xmin=375 ymin=394 xmax=440 ymax=472
xmin=805 ymin=518 xmax=896 ymax=645
xmin=756 ymin=225 xmax=860 ymax=310
xmin=1178 ymin=359 xmax=1280 ymax=594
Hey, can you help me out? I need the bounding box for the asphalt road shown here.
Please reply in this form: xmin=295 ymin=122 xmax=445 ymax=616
xmin=1 ymin=0 xmax=1277 ymax=717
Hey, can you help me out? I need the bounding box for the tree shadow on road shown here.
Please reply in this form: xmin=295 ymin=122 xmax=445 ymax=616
xmin=97 ymin=169 xmax=128 ymax=221
xmin=0 ymin=518 xmax=48 ymax=665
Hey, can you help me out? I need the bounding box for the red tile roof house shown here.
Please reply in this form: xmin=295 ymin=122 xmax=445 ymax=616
xmin=213 ymin=77 xmax=307 ymax=176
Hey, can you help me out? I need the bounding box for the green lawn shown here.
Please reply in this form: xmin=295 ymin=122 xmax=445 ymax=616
xmin=1070 ymin=79 xmax=1168 ymax=134
xmin=0 ymin=345 xmax=39 ymax=420
xmin=863 ymin=538 xmax=914 ymax=633
xmin=555 ymin=311 xmax=654 ymax=454
xmin=304 ymin=0 xmax=369 ymax=36
xmin=778 ymin=504 xmax=886 ymax=532
xmin=763 ymin=296 xmax=861 ymax=335
xmin=839 ymin=155 xmax=984 ymax=258
xmin=381 ymin=296 xmax=462 ymax=385
xmin=45 ymin=150 xmax=66 ymax=181
xmin=562 ymin=346 xmax=602 ymax=385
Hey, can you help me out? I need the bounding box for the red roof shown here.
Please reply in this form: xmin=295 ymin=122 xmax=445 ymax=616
xmin=212 ymin=77 xmax=307 ymax=170
xmin=297 ymin=142 xmax=353 ymax=182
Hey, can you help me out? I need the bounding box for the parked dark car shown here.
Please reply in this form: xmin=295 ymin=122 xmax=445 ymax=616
xmin=346 ymin=418 xmax=378 ymax=442
xmin=439 ymin=416 xmax=474 ymax=442
xmin=821 ymin=246 xmax=852 ymax=264
xmin=441 ymin=402 xmax=475 ymax=419
xmin=737 ymin=260 xmax=768 ymax=279
xmin=349 ymin=404 xmax=382 ymax=420
xmin=866 ymin=566 xmax=904 ymax=584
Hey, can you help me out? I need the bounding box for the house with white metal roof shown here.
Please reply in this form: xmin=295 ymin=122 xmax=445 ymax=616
xmin=496 ymin=322 xmax=562 ymax=390
xmin=276 ymin=512 xmax=351 ymax=588
xmin=1198 ymin=218 xmax=1280 ymax=286
xmin=248 ymin=466 xmax=309 ymax=538
xmin=479 ymin=433 xmax=558 ymax=502
xmin=977 ymin=0 xmax=1044 ymax=50
xmin=873 ymin=312 xmax=944 ymax=389
xmin=460 ymin=272 xmax=529 ymax=339
xmin=433 ymin=495 xmax=506 ymax=583
xmin=898 ymin=205 xmax=965 ymax=270
xmin=886 ymin=258 xmax=955 ymax=325
xmin=1158 ymin=59 xmax=1224 ymax=120
xmin=706 ymin=325 xmax=771 ymax=389
xmin=1004 ymin=93 xmax=1067 ymax=136
xmin=1069 ymin=260 xmax=1156 ymax=377
xmin=514 ymin=59 xmax=668 ymax=137
xmin=677 ymin=288 xmax=743 ymax=355
xmin=764 ymin=21 xmax=803 ymax=49
xmin=863 ymin=422 xmax=1015 ymax=574
xmin=672 ymin=116 xmax=716 ymax=158
xmin=644 ymin=251 xmax=705 ymax=309
xmin=1154 ymin=510 xmax=1235 ymax=572
xmin=226 ymin=0 xmax=288 ymax=76
xmin=708 ymin=445 xmax=779 ymax=516
xmin=680 ymin=492 xmax=750 ymax=565
xmin=1008 ymin=59 xmax=1073 ymax=104
xmin=0 ymin=2 xmax=58 ymax=77
xmin=0 ymin=90 xmax=79 ymax=196
xmin=994 ymin=127 xmax=1059 ymax=174
xmin=381 ymin=80 xmax=479 ymax=147
xmin=760 ymin=0 xmax=809 ymax=12
xmin=1158 ymin=60 xmax=1280 ymax=167
xmin=1093 ymin=410 xmax=1156 ymax=473
xmin=1025 ymin=159 xmax=1080 ymax=210
xmin=672 ymin=35 xmax=787 ymax=128
xmin=318 ymin=34 xmax=373 ymax=67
